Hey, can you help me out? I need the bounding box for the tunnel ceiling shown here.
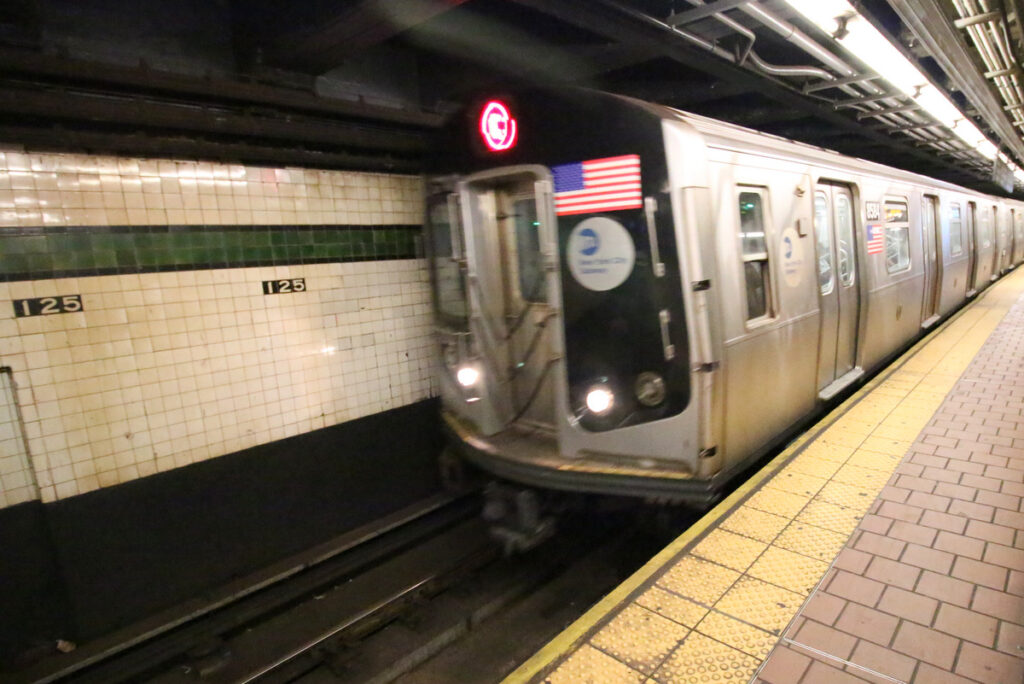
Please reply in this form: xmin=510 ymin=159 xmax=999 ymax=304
xmin=0 ymin=0 xmax=1022 ymax=196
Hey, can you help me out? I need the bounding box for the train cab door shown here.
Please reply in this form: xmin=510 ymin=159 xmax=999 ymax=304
xmin=967 ymin=202 xmax=978 ymax=295
xmin=921 ymin=195 xmax=942 ymax=327
xmin=492 ymin=177 xmax=558 ymax=429
xmin=813 ymin=182 xmax=861 ymax=400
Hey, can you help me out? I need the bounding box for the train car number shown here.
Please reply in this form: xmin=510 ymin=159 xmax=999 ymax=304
xmin=13 ymin=295 xmax=84 ymax=317
xmin=262 ymin=278 xmax=306 ymax=295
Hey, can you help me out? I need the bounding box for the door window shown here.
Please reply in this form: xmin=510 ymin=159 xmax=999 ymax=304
xmin=814 ymin=191 xmax=834 ymax=295
xmin=949 ymin=204 xmax=963 ymax=256
xmin=836 ymin=192 xmax=855 ymax=287
xmin=884 ymin=200 xmax=911 ymax=273
xmin=511 ymin=197 xmax=546 ymax=303
xmin=738 ymin=190 xmax=772 ymax=321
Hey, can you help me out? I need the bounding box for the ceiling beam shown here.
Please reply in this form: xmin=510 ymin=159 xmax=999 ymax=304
xmin=0 ymin=47 xmax=443 ymax=127
xmin=266 ymin=0 xmax=470 ymax=74
xmin=0 ymin=85 xmax=429 ymax=154
xmin=506 ymin=0 xmax=988 ymax=187
xmin=882 ymin=0 xmax=1024 ymax=165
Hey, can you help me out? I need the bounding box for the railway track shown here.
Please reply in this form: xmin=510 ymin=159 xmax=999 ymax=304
xmin=13 ymin=487 xmax=689 ymax=684
xmin=148 ymin=505 xmax=688 ymax=684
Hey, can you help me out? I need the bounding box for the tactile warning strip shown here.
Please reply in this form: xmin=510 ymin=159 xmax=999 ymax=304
xmin=507 ymin=269 xmax=1024 ymax=684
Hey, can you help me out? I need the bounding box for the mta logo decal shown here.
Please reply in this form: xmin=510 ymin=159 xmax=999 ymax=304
xmin=783 ymin=235 xmax=793 ymax=259
xmin=579 ymin=227 xmax=600 ymax=256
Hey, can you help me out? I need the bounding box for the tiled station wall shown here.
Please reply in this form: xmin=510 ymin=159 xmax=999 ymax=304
xmin=0 ymin=370 xmax=34 ymax=508
xmin=0 ymin=150 xmax=435 ymax=506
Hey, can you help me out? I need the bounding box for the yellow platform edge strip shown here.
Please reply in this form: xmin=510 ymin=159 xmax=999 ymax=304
xmin=502 ymin=276 xmax=1016 ymax=684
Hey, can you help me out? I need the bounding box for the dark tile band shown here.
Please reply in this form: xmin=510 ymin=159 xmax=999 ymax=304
xmin=0 ymin=224 xmax=422 ymax=282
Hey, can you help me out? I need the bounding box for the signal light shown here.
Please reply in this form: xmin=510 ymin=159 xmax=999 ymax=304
xmin=479 ymin=100 xmax=518 ymax=152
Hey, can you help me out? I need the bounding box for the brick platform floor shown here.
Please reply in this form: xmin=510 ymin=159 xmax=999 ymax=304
xmin=755 ymin=291 xmax=1024 ymax=683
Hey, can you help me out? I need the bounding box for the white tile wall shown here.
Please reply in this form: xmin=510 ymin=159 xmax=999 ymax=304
xmin=0 ymin=370 xmax=37 ymax=507
xmin=0 ymin=150 xmax=437 ymax=506
xmin=0 ymin=150 xmax=422 ymax=226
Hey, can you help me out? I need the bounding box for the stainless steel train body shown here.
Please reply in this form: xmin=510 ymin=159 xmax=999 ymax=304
xmin=427 ymin=89 xmax=1024 ymax=506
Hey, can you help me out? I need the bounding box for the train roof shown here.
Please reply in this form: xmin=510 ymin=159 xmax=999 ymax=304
xmin=616 ymin=91 xmax=1014 ymax=202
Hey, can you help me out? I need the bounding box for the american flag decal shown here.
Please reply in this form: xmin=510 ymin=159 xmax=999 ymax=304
xmin=866 ymin=224 xmax=884 ymax=255
xmin=552 ymin=155 xmax=642 ymax=216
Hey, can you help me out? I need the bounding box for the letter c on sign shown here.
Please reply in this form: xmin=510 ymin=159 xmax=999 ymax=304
xmin=479 ymin=100 xmax=518 ymax=152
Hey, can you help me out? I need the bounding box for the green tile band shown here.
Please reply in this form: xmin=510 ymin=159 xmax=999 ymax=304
xmin=0 ymin=224 xmax=421 ymax=281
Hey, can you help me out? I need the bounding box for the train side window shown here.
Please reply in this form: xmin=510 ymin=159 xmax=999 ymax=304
xmin=949 ymin=203 xmax=964 ymax=256
xmin=814 ymin=191 xmax=834 ymax=295
xmin=884 ymin=200 xmax=911 ymax=274
xmin=738 ymin=190 xmax=772 ymax=321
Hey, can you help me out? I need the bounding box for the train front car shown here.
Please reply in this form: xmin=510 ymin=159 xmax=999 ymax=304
xmin=427 ymin=90 xmax=720 ymax=514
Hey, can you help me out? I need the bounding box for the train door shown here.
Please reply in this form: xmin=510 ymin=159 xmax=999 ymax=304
xmin=457 ymin=168 xmax=558 ymax=432
xmin=494 ymin=180 xmax=556 ymax=427
xmin=921 ymin=195 xmax=942 ymax=326
xmin=990 ymin=205 xmax=1000 ymax=279
xmin=967 ymin=201 xmax=978 ymax=295
xmin=813 ymin=182 xmax=860 ymax=399
xmin=1015 ymin=211 xmax=1024 ymax=264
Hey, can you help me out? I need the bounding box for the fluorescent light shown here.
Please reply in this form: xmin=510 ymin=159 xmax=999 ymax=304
xmin=783 ymin=0 xmax=1017 ymax=180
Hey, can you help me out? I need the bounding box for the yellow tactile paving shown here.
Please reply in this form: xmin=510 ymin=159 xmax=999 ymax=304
xmin=695 ymin=611 xmax=777 ymax=660
xmin=690 ymin=529 xmax=767 ymax=573
xmin=656 ymin=556 xmax=739 ymax=606
xmin=816 ymin=480 xmax=875 ymax=512
xmin=510 ymin=271 xmax=1024 ymax=684
xmin=796 ymin=498 xmax=864 ymax=535
xmin=589 ymin=604 xmax=691 ymax=675
xmin=651 ymin=632 xmax=760 ymax=683
xmin=845 ymin=448 xmax=901 ymax=472
xmin=635 ymin=586 xmax=709 ymax=628
xmin=797 ymin=440 xmax=854 ymax=463
xmin=544 ymin=644 xmax=646 ymax=683
xmin=714 ymin=577 xmax=805 ymax=634
xmin=781 ymin=455 xmax=842 ymax=480
xmin=746 ymin=545 xmax=829 ymax=596
xmin=745 ymin=487 xmax=809 ymax=518
xmin=719 ymin=506 xmax=790 ymax=544
xmin=773 ymin=521 xmax=849 ymax=561
xmin=833 ymin=463 xmax=891 ymax=489
xmin=764 ymin=470 xmax=827 ymax=498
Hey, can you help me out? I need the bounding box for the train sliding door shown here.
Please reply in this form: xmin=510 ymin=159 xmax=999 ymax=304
xmin=967 ymin=202 xmax=978 ymax=295
xmin=921 ymin=195 xmax=942 ymax=327
xmin=814 ymin=182 xmax=861 ymax=399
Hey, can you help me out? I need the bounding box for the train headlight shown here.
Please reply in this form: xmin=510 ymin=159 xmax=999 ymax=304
xmin=634 ymin=372 xmax=666 ymax=407
xmin=585 ymin=386 xmax=615 ymax=415
xmin=456 ymin=366 xmax=480 ymax=387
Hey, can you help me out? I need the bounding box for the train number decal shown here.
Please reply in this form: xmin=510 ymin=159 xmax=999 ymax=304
xmin=262 ymin=278 xmax=306 ymax=295
xmin=13 ymin=295 xmax=84 ymax=317
xmin=865 ymin=201 xmax=881 ymax=221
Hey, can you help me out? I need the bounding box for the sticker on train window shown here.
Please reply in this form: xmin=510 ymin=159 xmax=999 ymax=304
xmin=866 ymin=224 xmax=884 ymax=255
xmin=552 ymin=155 xmax=642 ymax=216
xmin=566 ymin=217 xmax=635 ymax=291
xmin=885 ymin=203 xmax=908 ymax=223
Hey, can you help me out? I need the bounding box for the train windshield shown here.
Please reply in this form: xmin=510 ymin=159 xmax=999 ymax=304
xmin=427 ymin=193 xmax=468 ymax=326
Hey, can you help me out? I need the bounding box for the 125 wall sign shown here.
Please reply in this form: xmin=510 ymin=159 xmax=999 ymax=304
xmin=13 ymin=295 xmax=84 ymax=317
xmin=262 ymin=278 xmax=306 ymax=295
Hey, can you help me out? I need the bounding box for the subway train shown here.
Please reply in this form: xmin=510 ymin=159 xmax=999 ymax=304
xmin=425 ymin=87 xmax=1023 ymax=515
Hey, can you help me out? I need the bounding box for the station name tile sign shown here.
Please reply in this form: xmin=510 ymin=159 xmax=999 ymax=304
xmin=261 ymin=278 xmax=306 ymax=295
xmin=13 ymin=295 xmax=83 ymax=317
